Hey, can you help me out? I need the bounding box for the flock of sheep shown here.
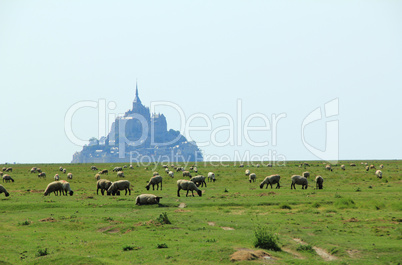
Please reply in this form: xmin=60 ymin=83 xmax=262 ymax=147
xmin=0 ymin=162 xmax=385 ymax=204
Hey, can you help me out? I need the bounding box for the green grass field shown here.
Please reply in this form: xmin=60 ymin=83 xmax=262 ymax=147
xmin=0 ymin=161 xmax=401 ymax=264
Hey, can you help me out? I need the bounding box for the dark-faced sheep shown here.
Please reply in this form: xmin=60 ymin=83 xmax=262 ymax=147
xmin=259 ymin=174 xmax=280 ymax=189
xmin=249 ymin=173 xmax=256 ymax=183
xmin=190 ymin=175 xmax=207 ymax=187
xmin=182 ymin=171 xmax=192 ymax=178
xmin=97 ymin=179 xmax=112 ymax=195
xmin=375 ymin=170 xmax=382 ymax=179
xmin=136 ymin=194 xmax=162 ymax=205
xmin=107 ymin=180 xmax=131 ymax=196
xmin=0 ymin=184 xmax=10 ymax=197
xmin=302 ymin=171 xmax=310 ymax=178
xmin=113 ymin=167 xmax=122 ymax=172
xmin=91 ymin=166 xmax=98 ymax=171
xmin=146 ymin=175 xmax=163 ymax=191
xmin=67 ymin=173 xmax=73 ymax=179
xmin=59 ymin=180 xmax=74 ymax=196
xmin=117 ymin=171 xmax=125 ymax=178
xmin=38 ymin=172 xmax=46 ymax=179
xmin=177 ymin=179 xmax=202 ymax=197
xmin=2 ymin=174 xmax=14 ymax=183
xmin=207 ymin=172 xmax=215 ymax=182
xmin=315 ymin=175 xmax=324 ymax=189
xmin=44 ymin=181 xmax=63 ymax=196
xmin=291 ymin=175 xmax=308 ymax=190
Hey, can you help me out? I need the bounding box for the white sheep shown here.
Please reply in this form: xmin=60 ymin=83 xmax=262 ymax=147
xmin=207 ymin=172 xmax=215 ymax=182
xmin=302 ymin=171 xmax=310 ymax=178
xmin=44 ymin=181 xmax=63 ymax=196
xmin=153 ymin=171 xmax=159 ymax=176
xmin=113 ymin=167 xmax=123 ymax=172
xmin=370 ymin=164 xmax=376 ymax=169
xmin=63 ymin=168 xmax=67 ymax=173
xmin=249 ymin=173 xmax=256 ymax=183
xmin=177 ymin=179 xmax=202 ymax=197
xmin=117 ymin=171 xmax=125 ymax=178
xmin=190 ymin=175 xmax=207 ymax=187
xmin=146 ymin=175 xmax=163 ymax=191
xmin=259 ymin=174 xmax=280 ymax=189
xmin=59 ymin=180 xmax=74 ymax=196
xmin=0 ymin=184 xmax=10 ymax=197
xmin=97 ymin=179 xmax=112 ymax=195
xmin=59 ymin=166 xmax=63 ymax=171
xmin=375 ymin=170 xmax=382 ymax=179
xmin=165 ymin=168 xmax=169 ymax=173
xmin=5 ymin=167 xmax=12 ymax=172
xmin=135 ymin=194 xmax=162 ymax=205
xmin=107 ymin=180 xmax=131 ymax=196
xmin=30 ymin=167 xmax=37 ymax=173
xmin=91 ymin=166 xmax=98 ymax=171
xmin=341 ymin=165 xmax=345 ymax=170
xmin=182 ymin=171 xmax=192 ymax=178
xmin=365 ymin=166 xmax=369 ymax=171
xmin=379 ymin=164 xmax=384 ymax=169
xmin=291 ymin=175 xmax=308 ymax=189
xmin=67 ymin=173 xmax=73 ymax=179
xmin=100 ymin=169 xmax=108 ymax=175
xmin=168 ymin=171 xmax=174 ymax=178
xmin=54 ymin=174 xmax=60 ymax=181
xmin=245 ymin=169 xmax=250 ymax=176
xmin=95 ymin=174 xmax=100 ymax=180
xmin=2 ymin=174 xmax=14 ymax=183
xmin=315 ymin=175 xmax=324 ymax=189
xmin=38 ymin=172 xmax=46 ymax=179
xmin=325 ymin=165 xmax=332 ymax=171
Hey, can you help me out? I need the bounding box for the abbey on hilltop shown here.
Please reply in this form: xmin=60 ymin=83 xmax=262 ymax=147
xmin=71 ymin=83 xmax=203 ymax=163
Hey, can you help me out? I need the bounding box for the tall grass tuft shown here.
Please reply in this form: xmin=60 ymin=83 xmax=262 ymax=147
xmin=157 ymin=212 xmax=171 ymax=225
xmin=253 ymin=225 xmax=281 ymax=251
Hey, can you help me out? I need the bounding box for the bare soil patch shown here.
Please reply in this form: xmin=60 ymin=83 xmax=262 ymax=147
xmin=293 ymin=238 xmax=338 ymax=261
xmin=230 ymin=249 xmax=272 ymax=262
xmin=178 ymin=203 xmax=187 ymax=208
xmin=221 ymin=226 xmax=235 ymax=230
xmin=98 ymin=226 xmax=114 ymax=232
xmin=208 ymin=222 xmax=216 ymax=226
xmin=344 ymin=217 xmax=359 ymax=223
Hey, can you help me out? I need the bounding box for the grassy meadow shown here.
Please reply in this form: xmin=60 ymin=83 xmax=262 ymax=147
xmin=0 ymin=160 xmax=401 ymax=264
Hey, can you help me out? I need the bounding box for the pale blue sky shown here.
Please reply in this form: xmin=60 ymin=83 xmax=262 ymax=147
xmin=1 ymin=1 xmax=401 ymax=163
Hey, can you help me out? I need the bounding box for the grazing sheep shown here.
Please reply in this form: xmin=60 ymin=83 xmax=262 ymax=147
xmin=291 ymin=175 xmax=308 ymax=189
xmin=176 ymin=167 xmax=184 ymax=172
xmin=1 ymin=167 xmax=5 ymax=171
xmin=54 ymin=174 xmax=60 ymax=181
xmin=44 ymin=181 xmax=63 ymax=196
xmin=162 ymin=165 xmax=168 ymax=168
xmin=375 ymin=170 xmax=382 ymax=179
xmin=67 ymin=173 xmax=73 ymax=179
xmin=113 ymin=167 xmax=123 ymax=172
xmin=2 ymin=174 xmax=14 ymax=183
xmin=107 ymin=180 xmax=131 ymax=196
xmin=91 ymin=166 xmax=98 ymax=171
xmin=341 ymin=165 xmax=345 ymax=170
xmin=117 ymin=171 xmax=125 ymax=178
xmin=95 ymin=174 xmax=100 ymax=181
xmin=380 ymin=164 xmax=384 ymax=169
xmin=59 ymin=166 xmax=63 ymax=171
xmin=59 ymin=180 xmax=74 ymax=196
xmin=30 ymin=167 xmax=37 ymax=173
xmin=365 ymin=166 xmax=369 ymax=171
xmin=245 ymin=169 xmax=250 ymax=176
xmin=165 ymin=168 xmax=169 ymax=173
xmin=5 ymin=167 xmax=12 ymax=172
xmin=146 ymin=175 xmax=163 ymax=191
xmin=315 ymin=175 xmax=324 ymax=189
xmin=0 ymin=184 xmax=10 ymax=197
xmin=350 ymin=163 xmax=356 ymax=167
xmin=325 ymin=165 xmax=333 ymax=171
xmin=153 ymin=171 xmax=159 ymax=176
xmin=207 ymin=172 xmax=215 ymax=182
xmin=100 ymin=169 xmax=108 ymax=175
xmin=0 ymin=172 xmax=2 ymax=177
xmin=38 ymin=172 xmax=46 ymax=179
xmin=37 ymin=168 xmax=42 ymax=173
xmin=267 ymin=164 xmax=273 ymax=167
xmin=190 ymin=175 xmax=207 ymax=187
xmin=136 ymin=194 xmax=162 ymax=205
xmin=256 ymin=164 xmax=260 ymax=168
xmin=193 ymin=166 xmax=198 ymax=173
xmin=123 ymin=165 xmax=127 ymax=168
xmin=177 ymin=179 xmax=202 ymax=197
xmin=302 ymin=171 xmax=310 ymax=178
xmin=370 ymin=164 xmax=376 ymax=169
xmin=249 ymin=173 xmax=256 ymax=183
xmin=259 ymin=174 xmax=281 ymax=189
xmin=168 ymin=171 xmax=174 ymax=178
xmin=63 ymin=168 xmax=67 ymax=173
xmin=129 ymin=165 xmax=133 ymax=169
xmin=97 ymin=179 xmax=112 ymax=195
xmin=182 ymin=171 xmax=192 ymax=178
xmin=239 ymin=164 xmax=244 ymax=168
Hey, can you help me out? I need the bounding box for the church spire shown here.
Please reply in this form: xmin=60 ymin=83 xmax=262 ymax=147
xmin=133 ymin=80 xmax=141 ymax=104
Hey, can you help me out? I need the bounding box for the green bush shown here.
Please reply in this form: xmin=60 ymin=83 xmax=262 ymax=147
xmin=157 ymin=243 xmax=168 ymax=248
xmin=253 ymin=225 xmax=281 ymax=251
xmin=157 ymin=212 xmax=171 ymax=225
xmin=279 ymin=204 xmax=292 ymax=210
xmin=36 ymin=248 xmax=48 ymax=257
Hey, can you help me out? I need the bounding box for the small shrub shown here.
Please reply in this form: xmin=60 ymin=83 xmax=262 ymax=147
xmin=224 ymin=188 xmax=229 ymax=193
xmin=355 ymin=187 xmax=361 ymax=192
xmin=157 ymin=243 xmax=168 ymax=249
xmin=368 ymin=185 xmax=373 ymax=189
xmin=123 ymin=245 xmax=140 ymax=251
xmin=19 ymin=220 xmax=30 ymax=226
xmin=36 ymin=248 xmax=48 ymax=257
xmin=335 ymin=194 xmax=342 ymax=198
xmin=157 ymin=212 xmax=171 ymax=225
xmin=312 ymin=202 xmax=321 ymax=208
xmin=104 ymin=217 xmax=113 ymax=221
xmin=297 ymin=244 xmax=315 ymax=253
xmin=253 ymin=225 xmax=281 ymax=251
xmin=335 ymin=198 xmax=356 ymax=209
xmin=206 ymin=238 xmax=217 ymax=243
xmin=279 ymin=204 xmax=292 ymax=210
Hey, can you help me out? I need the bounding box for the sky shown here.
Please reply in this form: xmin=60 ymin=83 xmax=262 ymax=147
xmin=0 ymin=1 xmax=401 ymax=164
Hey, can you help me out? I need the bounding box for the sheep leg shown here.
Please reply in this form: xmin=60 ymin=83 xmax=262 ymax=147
xmin=204 ymin=181 xmax=207 ymax=187
xmin=161 ymin=182 xmax=162 ymax=190
xmin=186 ymin=190 xmax=189 ymax=197
xmin=177 ymin=187 xmax=181 ymax=197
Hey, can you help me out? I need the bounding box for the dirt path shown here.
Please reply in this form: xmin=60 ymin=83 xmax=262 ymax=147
xmin=293 ymin=238 xmax=337 ymax=261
